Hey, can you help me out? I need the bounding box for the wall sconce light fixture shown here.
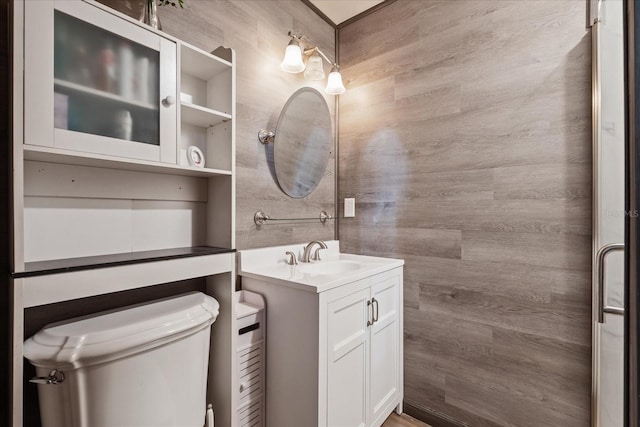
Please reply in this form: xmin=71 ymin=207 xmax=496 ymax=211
xmin=280 ymin=31 xmax=346 ymax=95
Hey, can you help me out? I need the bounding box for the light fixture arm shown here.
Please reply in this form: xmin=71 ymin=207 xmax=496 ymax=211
xmin=287 ymin=31 xmax=307 ymax=43
xmin=306 ymin=47 xmax=337 ymax=69
xmin=288 ymin=32 xmax=338 ymax=68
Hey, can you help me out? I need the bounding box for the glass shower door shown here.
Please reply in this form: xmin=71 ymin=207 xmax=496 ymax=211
xmin=592 ymin=0 xmax=626 ymax=426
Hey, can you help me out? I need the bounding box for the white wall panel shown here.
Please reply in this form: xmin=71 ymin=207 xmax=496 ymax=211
xmin=131 ymin=200 xmax=207 ymax=251
xmin=24 ymin=196 xmax=133 ymax=262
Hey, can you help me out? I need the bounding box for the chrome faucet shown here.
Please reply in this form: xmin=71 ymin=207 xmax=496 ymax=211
xmin=285 ymin=251 xmax=298 ymax=265
xmin=302 ymin=240 xmax=328 ymax=263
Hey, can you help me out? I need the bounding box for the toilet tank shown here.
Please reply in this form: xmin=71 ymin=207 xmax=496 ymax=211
xmin=24 ymin=292 xmax=220 ymax=427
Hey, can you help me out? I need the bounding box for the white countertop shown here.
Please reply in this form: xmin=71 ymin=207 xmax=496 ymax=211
xmin=238 ymin=241 xmax=404 ymax=293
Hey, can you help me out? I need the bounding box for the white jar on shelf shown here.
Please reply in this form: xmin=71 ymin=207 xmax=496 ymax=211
xmin=118 ymin=42 xmax=134 ymax=99
xmin=113 ymin=110 xmax=132 ymax=141
xmin=135 ymin=56 xmax=150 ymax=102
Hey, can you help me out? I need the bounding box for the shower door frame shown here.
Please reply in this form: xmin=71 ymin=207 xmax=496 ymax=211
xmin=626 ymin=0 xmax=638 ymax=424
xmin=591 ymin=0 xmax=628 ymax=426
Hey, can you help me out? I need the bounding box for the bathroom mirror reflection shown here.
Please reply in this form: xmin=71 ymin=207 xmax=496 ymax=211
xmin=273 ymin=87 xmax=332 ymax=198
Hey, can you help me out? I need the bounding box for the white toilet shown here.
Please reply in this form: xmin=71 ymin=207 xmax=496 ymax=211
xmin=23 ymin=292 xmax=220 ymax=427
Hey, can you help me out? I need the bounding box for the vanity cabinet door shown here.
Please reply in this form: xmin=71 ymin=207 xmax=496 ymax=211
xmin=327 ymin=287 xmax=370 ymax=427
xmin=24 ymin=0 xmax=177 ymax=163
xmin=369 ymin=274 xmax=401 ymax=427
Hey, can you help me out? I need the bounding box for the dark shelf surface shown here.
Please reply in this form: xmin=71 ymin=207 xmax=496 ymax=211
xmin=13 ymin=246 xmax=236 ymax=278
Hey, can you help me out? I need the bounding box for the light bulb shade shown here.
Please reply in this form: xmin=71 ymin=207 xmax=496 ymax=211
xmin=325 ymin=68 xmax=346 ymax=95
xmin=304 ymin=53 xmax=325 ymax=81
xmin=281 ymin=43 xmax=305 ymax=73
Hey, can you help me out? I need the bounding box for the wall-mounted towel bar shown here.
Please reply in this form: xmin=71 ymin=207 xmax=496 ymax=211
xmin=253 ymin=211 xmax=333 ymax=225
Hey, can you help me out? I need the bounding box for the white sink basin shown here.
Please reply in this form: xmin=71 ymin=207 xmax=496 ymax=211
xmin=298 ymin=260 xmax=361 ymax=276
xmin=238 ymin=241 xmax=404 ymax=293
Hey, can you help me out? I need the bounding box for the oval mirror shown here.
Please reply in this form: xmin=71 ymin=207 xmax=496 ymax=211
xmin=274 ymin=87 xmax=332 ymax=198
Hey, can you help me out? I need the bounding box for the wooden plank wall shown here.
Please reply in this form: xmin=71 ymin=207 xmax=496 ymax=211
xmin=98 ymin=0 xmax=336 ymax=250
xmin=338 ymin=1 xmax=592 ymax=425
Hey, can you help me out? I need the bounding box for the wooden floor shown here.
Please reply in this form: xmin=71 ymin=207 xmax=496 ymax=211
xmin=382 ymin=413 xmax=432 ymax=427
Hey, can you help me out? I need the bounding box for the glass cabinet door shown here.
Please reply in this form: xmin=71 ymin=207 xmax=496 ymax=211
xmin=54 ymin=10 xmax=160 ymax=145
xmin=24 ymin=1 xmax=177 ymax=164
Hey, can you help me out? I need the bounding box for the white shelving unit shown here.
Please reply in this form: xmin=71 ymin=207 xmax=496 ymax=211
xmin=235 ymin=291 xmax=266 ymax=427
xmin=53 ymin=78 xmax=159 ymax=111
xmin=23 ymin=144 xmax=234 ymax=178
xmin=178 ymin=42 xmax=234 ymax=172
xmin=181 ymin=102 xmax=232 ymax=128
xmin=10 ymin=1 xmax=238 ymax=426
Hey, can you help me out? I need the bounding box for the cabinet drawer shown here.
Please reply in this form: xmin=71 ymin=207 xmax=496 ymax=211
xmin=238 ymin=399 xmax=262 ymax=427
xmin=239 ymin=344 xmax=262 ymax=378
xmin=238 ymin=343 xmax=264 ymax=408
xmin=238 ymin=311 xmax=264 ymax=349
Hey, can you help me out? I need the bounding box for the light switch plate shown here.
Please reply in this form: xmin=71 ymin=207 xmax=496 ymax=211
xmin=344 ymin=198 xmax=355 ymax=218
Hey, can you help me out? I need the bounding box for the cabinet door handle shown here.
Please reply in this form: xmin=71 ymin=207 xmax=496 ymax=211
xmin=596 ymin=243 xmax=625 ymax=323
xmin=372 ymin=298 xmax=379 ymax=323
xmin=162 ymin=95 xmax=176 ymax=107
xmin=367 ymin=299 xmax=373 ymax=326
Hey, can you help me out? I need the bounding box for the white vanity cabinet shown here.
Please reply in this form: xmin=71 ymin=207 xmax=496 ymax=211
xmin=240 ymin=248 xmax=403 ymax=427
xmin=326 ymin=271 xmax=402 ymax=427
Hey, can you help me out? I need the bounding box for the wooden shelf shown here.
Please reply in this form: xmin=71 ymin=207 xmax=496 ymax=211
xmin=54 ymin=78 xmax=158 ymax=111
xmin=181 ymin=42 xmax=232 ymax=80
xmin=181 ymin=102 xmax=231 ymax=127
xmin=24 ymin=144 xmax=233 ymax=177
xmin=15 ymin=246 xmax=235 ymax=278
xmin=17 ymin=250 xmax=236 ymax=308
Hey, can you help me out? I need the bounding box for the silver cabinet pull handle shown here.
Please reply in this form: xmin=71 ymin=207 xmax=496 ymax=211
xmin=367 ymin=300 xmax=373 ymax=326
xmin=30 ymin=369 xmax=65 ymax=385
xmin=372 ymin=298 xmax=379 ymax=323
xmin=596 ymin=243 xmax=625 ymax=323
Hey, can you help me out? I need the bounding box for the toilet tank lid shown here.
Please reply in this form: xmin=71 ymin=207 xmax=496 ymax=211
xmin=23 ymin=292 xmax=220 ymax=369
